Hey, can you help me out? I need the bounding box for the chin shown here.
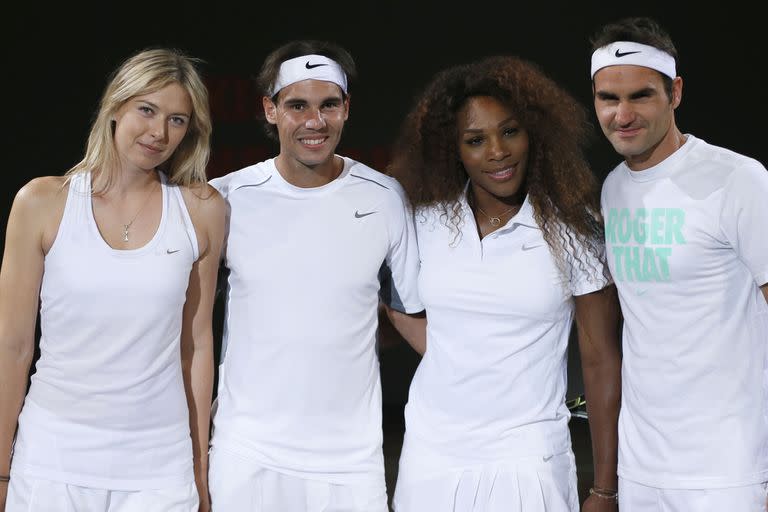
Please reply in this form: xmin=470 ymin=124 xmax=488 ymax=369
xmin=301 ymin=152 xmax=334 ymax=167
xmin=609 ymin=141 xmax=636 ymax=158
xmin=489 ymin=183 xmax=524 ymax=200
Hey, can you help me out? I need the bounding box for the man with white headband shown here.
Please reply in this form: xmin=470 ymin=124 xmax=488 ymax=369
xmin=590 ymin=16 xmax=768 ymax=511
xmin=207 ymin=40 xmax=423 ymax=511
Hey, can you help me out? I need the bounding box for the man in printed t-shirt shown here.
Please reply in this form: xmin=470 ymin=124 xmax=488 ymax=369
xmin=590 ymin=16 xmax=768 ymax=512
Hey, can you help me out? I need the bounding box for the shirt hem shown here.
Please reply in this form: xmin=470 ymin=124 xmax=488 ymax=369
xmin=211 ymin=437 xmax=384 ymax=486
xmin=618 ymin=466 xmax=768 ymax=489
xmin=10 ymin=463 xmax=194 ymax=491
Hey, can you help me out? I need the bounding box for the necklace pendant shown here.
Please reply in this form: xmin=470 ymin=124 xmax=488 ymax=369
xmin=123 ymin=225 xmax=130 ymax=242
xmin=489 ymin=217 xmax=501 ymax=227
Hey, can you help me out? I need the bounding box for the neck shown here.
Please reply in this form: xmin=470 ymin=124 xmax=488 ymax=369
xmin=95 ymin=166 xmax=159 ymax=197
xmin=468 ymin=183 xmax=525 ymax=217
xmin=275 ymin=154 xmax=342 ymax=188
xmin=626 ymin=126 xmax=686 ymax=172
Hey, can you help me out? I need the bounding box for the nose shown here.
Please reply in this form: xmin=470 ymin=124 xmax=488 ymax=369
xmin=487 ymin=136 xmax=510 ymax=161
xmin=150 ymin=118 xmax=168 ymax=141
xmin=614 ymin=101 xmax=636 ymax=127
xmin=304 ymin=108 xmax=326 ymax=130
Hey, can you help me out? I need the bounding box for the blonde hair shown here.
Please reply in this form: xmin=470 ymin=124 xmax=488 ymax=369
xmin=67 ymin=48 xmax=212 ymax=194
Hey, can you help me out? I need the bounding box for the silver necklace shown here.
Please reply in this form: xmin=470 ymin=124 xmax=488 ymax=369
xmin=122 ymin=182 xmax=159 ymax=242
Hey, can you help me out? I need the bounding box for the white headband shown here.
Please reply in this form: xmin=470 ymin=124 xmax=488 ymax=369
xmin=269 ymin=54 xmax=348 ymax=97
xmin=591 ymin=41 xmax=676 ymax=79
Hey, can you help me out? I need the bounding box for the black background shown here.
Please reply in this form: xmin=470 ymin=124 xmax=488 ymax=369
xmin=3 ymin=2 xmax=765 ymax=405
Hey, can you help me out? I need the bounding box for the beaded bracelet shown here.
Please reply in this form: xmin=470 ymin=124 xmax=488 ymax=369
xmin=589 ymin=486 xmax=618 ymax=503
xmin=0 ymin=475 xmax=10 ymax=483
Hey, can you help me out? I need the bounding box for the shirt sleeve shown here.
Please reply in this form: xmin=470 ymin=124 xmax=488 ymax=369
xmin=379 ymin=181 xmax=424 ymax=313
xmin=719 ymin=160 xmax=768 ymax=286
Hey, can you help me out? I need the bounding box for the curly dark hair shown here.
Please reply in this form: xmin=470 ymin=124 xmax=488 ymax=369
xmin=388 ymin=55 xmax=605 ymax=279
xmin=589 ymin=17 xmax=678 ymax=99
xmin=257 ymin=40 xmax=357 ymax=141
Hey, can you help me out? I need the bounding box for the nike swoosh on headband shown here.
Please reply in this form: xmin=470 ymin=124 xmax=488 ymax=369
xmin=305 ymin=61 xmax=328 ymax=69
xmin=591 ymin=42 xmax=676 ymax=79
xmin=614 ymin=49 xmax=641 ymax=58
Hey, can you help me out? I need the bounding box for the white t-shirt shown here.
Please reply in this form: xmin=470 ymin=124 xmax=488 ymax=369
xmin=12 ymin=172 xmax=198 ymax=490
xmin=398 ymin=192 xmax=609 ymax=480
xmin=209 ymin=156 xmax=422 ymax=485
xmin=601 ymin=135 xmax=768 ymax=488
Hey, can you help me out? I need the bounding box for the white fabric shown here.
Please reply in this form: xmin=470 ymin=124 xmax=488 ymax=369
xmin=618 ymin=477 xmax=768 ymax=512
xmin=396 ymin=191 xmax=608 ymax=506
xmin=11 ymin=172 xmax=198 ymax=490
xmin=208 ymin=157 xmax=422 ymax=487
xmin=6 ymin=474 xmax=198 ymax=512
xmin=208 ymin=446 xmax=389 ymax=512
xmin=601 ymin=135 xmax=768 ymax=488
xmin=591 ymin=41 xmax=676 ymax=79
xmin=394 ymin=451 xmax=578 ymax=512
xmin=270 ymin=54 xmax=348 ymax=96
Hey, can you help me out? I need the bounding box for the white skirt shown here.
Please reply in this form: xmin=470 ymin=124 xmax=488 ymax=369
xmin=208 ymin=446 xmax=389 ymax=512
xmin=619 ymin=477 xmax=768 ymax=512
xmin=393 ymin=451 xmax=579 ymax=512
xmin=5 ymin=474 xmax=198 ymax=512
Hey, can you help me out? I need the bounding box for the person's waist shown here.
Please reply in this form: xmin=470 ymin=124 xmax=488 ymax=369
xmin=211 ymin=434 xmax=384 ymax=485
xmin=20 ymin=393 xmax=190 ymax=435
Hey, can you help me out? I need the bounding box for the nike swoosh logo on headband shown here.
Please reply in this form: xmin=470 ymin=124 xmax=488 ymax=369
xmin=615 ymin=49 xmax=641 ymax=58
xmin=305 ymin=61 xmax=328 ymax=69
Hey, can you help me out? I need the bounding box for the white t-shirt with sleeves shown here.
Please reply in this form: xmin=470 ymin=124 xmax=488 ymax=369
xmin=397 ymin=192 xmax=609 ymax=482
xmin=208 ymin=156 xmax=422 ymax=486
xmin=601 ymin=134 xmax=768 ymax=488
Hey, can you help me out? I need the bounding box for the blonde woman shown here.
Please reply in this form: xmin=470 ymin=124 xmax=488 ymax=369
xmin=0 ymin=48 xmax=225 ymax=511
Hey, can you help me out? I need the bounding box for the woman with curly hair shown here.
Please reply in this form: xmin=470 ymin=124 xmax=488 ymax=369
xmin=386 ymin=56 xmax=622 ymax=511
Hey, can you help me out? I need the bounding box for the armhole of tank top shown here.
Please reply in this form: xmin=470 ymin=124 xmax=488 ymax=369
xmin=46 ymin=173 xmax=86 ymax=259
xmin=170 ymin=184 xmax=200 ymax=262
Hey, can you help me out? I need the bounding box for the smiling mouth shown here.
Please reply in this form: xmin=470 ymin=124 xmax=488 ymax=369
xmin=139 ymin=142 xmax=164 ymax=152
xmin=615 ymin=127 xmax=642 ymax=137
xmin=300 ymin=137 xmax=327 ymax=146
xmin=486 ymin=165 xmax=516 ymax=180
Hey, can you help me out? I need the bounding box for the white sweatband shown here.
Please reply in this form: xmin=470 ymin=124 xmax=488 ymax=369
xmin=591 ymin=41 xmax=676 ymax=79
xmin=269 ymin=54 xmax=348 ymax=97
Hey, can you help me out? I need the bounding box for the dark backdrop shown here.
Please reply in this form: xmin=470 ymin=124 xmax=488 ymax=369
xmin=3 ymin=2 xmax=765 ymax=405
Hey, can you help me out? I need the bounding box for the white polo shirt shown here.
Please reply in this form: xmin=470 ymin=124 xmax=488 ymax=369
xmin=398 ymin=192 xmax=609 ymax=479
xmin=601 ymin=135 xmax=768 ymax=488
xmin=209 ymin=156 xmax=422 ymax=485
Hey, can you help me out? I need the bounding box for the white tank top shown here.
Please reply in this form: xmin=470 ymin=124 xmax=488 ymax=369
xmin=11 ymin=171 xmax=199 ymax=490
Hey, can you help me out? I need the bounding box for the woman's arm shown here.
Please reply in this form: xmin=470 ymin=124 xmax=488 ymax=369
xmin=180 ymin=185 xmax=226 ymax=512
xmin=0 ymin=178 xmax=64 ymax=508
xmin=382 ymin=304 xmax=427 ymax=355
xmin=574 ymin=284 xmax=622 ymax=511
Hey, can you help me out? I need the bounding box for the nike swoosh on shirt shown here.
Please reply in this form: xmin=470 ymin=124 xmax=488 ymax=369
xmin=166 ymin=249 xmax=181 ymax=254
xmin=355 ymin=210 xmax=377 ymax=218
xmin=521 ymin=243 xmax=545 ymax=251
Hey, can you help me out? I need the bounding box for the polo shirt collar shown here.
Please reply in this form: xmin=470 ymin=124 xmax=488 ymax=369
xmin=461 ymin=181 xmax=538 ymax=231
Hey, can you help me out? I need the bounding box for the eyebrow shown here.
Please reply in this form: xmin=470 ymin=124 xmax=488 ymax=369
xmin=281 ymin=95 xmax=343 ymax=106
xmin=462 ymin=115 xmax=518 ymax=133
xmin=595 ymin=87 xmax=657 ymax=100
xmin=136 ymin=99 xmax=191 ymax=118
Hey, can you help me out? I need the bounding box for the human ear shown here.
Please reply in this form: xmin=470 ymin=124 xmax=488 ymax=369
xmin=263 ymin=96 xmax=278 ymax=125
